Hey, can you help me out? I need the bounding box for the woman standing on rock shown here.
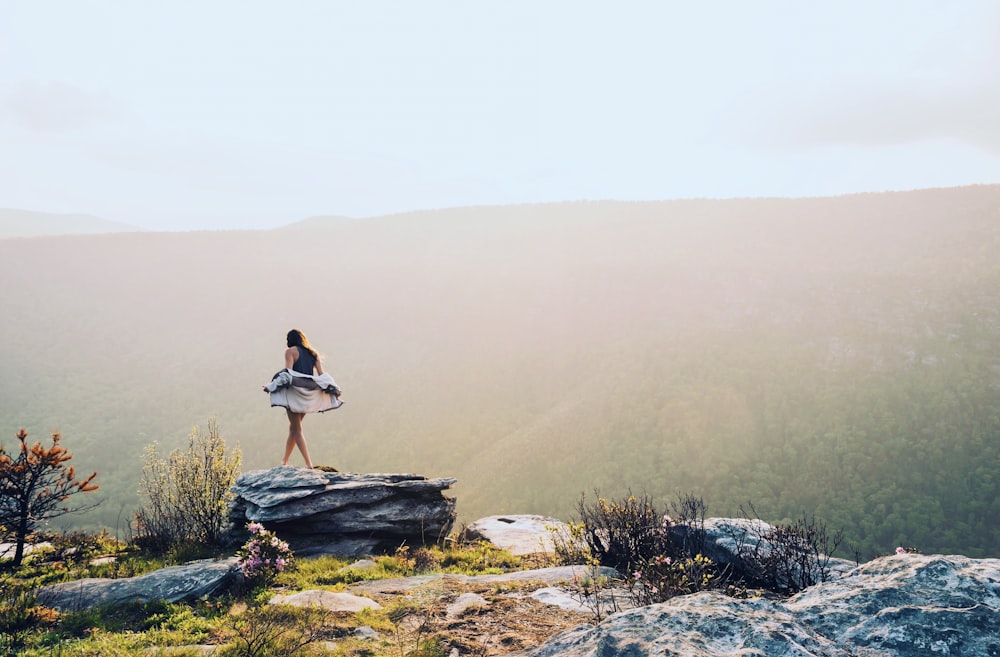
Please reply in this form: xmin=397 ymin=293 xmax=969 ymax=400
xmin=262 ymin=329 xmax=343 ymax=469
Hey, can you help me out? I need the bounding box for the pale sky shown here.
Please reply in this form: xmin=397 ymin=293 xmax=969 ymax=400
xmin=1 ymin=1 xmax=998 ymax=231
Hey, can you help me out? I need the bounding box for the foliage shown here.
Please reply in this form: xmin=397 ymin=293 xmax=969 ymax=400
xmin=410 ymin=546 xmax=442 ymax=573
xmin=437 ymin=540 xmax=520 ymax=574
xmin=384 ymin=585 xmax=448 ymax=657
xmin=626 ymin=553 xmax=715 ymax=606
xmin=0 ymin=429 xmax=99 ymax=567
xmin=134 ymin=419 xmax=242 ymax=553
xmin=729 ymin=505 xmax=845 ymax=594
xmin=17 ymin=596 xmax=225 ymax=656
xmin=547 ymin=520 xmax=591 ymax=566
xmin=42 ymin=529 xmax=119 ymax=565
xmin=574 ymin=490 xmax=727 ymax=605
xmin=575 ymin=491 xmax=669 ymax=575
xmin=0 ymin=576 xmax=59 ymax=652
xmin=236 ymin=522 xmax=294 ymax=587
xmin=218 ymin=603 xmax=330 ymax=657
xmin=565 ymin=558 xmax=622 ymax=623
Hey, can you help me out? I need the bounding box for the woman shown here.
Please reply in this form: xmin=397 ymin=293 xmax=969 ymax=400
xmin=267 ymin=329 xmax=325 ymax=468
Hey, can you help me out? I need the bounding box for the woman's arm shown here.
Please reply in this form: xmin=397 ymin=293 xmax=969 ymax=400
xmin=284 ymin=347 xmax=298 ymax=369
xmin=315 ymin=357 xmax=324 ymax=375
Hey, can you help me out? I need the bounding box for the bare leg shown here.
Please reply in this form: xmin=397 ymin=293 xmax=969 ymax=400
xmin=282 ymin=410 xmax=314 ymax=468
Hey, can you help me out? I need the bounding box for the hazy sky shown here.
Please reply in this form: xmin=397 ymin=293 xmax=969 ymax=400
xmin=2 ymin=1 xmax=998 ymax=231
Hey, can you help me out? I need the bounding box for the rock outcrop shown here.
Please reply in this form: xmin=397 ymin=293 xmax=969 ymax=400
xmin=229 ymin=467 xmax=457 ymax=556
xmin=36 ymin=558 xmax=239 ymax=612
xmin=511 ymin=553 xmax=1000 ymax=657
xmin=465 ymin=515 xmax=569 ymax=555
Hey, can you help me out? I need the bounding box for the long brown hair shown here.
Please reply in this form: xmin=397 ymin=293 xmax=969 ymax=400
xmin=286 ymin=329 xmax=318 ymax=360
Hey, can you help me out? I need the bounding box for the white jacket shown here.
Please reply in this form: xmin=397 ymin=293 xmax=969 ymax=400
xmin=265 ymin=368 xmax=344 ymax=414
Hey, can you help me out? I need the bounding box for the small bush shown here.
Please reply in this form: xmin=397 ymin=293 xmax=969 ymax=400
xmin=575 ymin=490 xmax=669 ymax=574
xmin=134 ymin=419 xmax=242 ymax=554
xmin=219 ymin=603 xmax=329 ymax=657
xmin=0 ymin=577 xmax=58 ymax=651
xmin=548 ymin=521 xmax=591 ymax=566
xmin=730 ymin=504 xmax=845 ymax=594
xmin=236 ymin=523 xmax=294 ymax=588
xmin=411 ymin=547 xmax=442 ymax=573
xmin=438 ymin=540 xmax=520 ymax=574
xmin=626 ymin=553 xmax=715 ymax=605
xmin=576 ymin=490 xmax=725 ymax=605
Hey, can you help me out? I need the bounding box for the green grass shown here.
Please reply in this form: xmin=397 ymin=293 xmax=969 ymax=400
xmin=272 ymin=542 xmax=523 ymax=591
xmin=2 ymin=532 xmax=526 ymax=657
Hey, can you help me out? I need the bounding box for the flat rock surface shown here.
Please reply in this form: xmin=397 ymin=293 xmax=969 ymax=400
xmin=269 ymin=590 xmax=382 ymax=612
xmin=466 ymin=515 xmax=569 ymax=555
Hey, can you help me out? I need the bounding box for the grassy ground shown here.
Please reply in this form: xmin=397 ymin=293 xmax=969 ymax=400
xmin=1 ymin=534 xmax=588 ymax=657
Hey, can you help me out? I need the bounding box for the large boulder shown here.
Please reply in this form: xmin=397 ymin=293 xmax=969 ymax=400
xmin=35 ymin=558 xmax=239 ymax=612
xmin=512 ymin=553 xmax=1000 ymax=657
xmin=466 ymin=515 xmax=569 ymax=555
xmin=229 ymin=467 xmax=457 ymax=556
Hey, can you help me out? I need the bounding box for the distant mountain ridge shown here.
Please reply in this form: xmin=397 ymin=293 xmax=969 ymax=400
xmin=280 ymin=214 xmax=359 ymax=230
xmin=0 ymin=208 xmax=141 ymax=238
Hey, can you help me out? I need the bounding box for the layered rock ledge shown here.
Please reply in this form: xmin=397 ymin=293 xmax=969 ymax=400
xmin=229 ymin=467 xmax=457 ymax=556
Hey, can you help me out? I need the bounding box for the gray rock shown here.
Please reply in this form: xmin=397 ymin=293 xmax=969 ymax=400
xmin=466 ymin=515 xmax=569 ymax=555
xmin=512 ymin=554 xmax=1000 ymax=657
xmin=36 ymin=558 xmax=239 ymax=612
xmin=269 ymin=590 xmax=382 ymax=612
xmin=529 ymin=587 xmax=592 ymax=614
xmin=229 ymin=468 xmax=457 ymax=556
xmin=446 ymin=592 xmax=489 ymax=618
xmin=529 ymin=585 xmax=634 ymax=616
xmin=354 ymin=626 xmax=381 ymax=641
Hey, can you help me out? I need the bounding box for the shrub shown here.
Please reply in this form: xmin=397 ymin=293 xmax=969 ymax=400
xmin=0 ymin=577 xmax=58 ymax=651
xmin=236 ymin=523 xmax=294 ymax=587
xmin=576 ymin=490 xmax=725 ymax=605
xmin=0 ymin=429 xmax=99 ymax=567
xmin=626 ymin=553 xmax=716 ymax=605
xmin=548 ymin=521 xmax=591 ymax=566
xmin=575 ymin=490 xmax=669 ymax=574
xmin=730 ymin=504 xmax=845 ymax=594
xmin=220 ymin=603 xmax=328 ymax=657
xmin=42 ymin=529 xmax=125 ymax=568
xmin=134 ymin=419 xmax=242 ymax=553
xmin=411 ymin=546 xmax=442 ymax=573
xmin=438 ymin=540 xmax=520 ymax=574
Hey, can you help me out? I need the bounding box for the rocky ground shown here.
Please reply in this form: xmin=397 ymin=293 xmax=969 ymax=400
xmin=348 ymin=575 xmax=593 ymax=656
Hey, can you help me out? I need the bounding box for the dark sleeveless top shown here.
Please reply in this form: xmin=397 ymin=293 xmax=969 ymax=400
xmin=292 ymin=348 xmax=316 ymax=374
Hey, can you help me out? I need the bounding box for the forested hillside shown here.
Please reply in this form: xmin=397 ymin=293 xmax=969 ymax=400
xmin=1 ymin=185 xmax=998 ymax=558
